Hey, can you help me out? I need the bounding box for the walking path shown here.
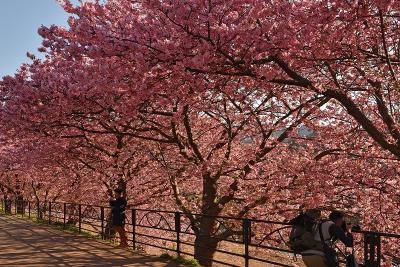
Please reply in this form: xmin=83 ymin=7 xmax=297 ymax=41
xmin=0 ymin=214 xmax=181 ymax=267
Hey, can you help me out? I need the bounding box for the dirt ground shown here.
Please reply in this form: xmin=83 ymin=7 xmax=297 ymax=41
xmin=0 ymin=214 xmax=182 ymax=267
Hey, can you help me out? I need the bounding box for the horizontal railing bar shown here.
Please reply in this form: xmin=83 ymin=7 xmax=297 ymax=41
xmin=135 ymin=232 xmax=176 ymax=243
xmin=353 ymin=229 xmax=400 ymax=238
xmin=16 ymin=200 xmax=400 ymax=237
xmin=135 ymin=224 xmax=176 ymax=232
xmin=20 ymin=201 xmax=286 ymax=225
xmin=251 ymin=243 xmax=293 ymax=253
xmin=179 ymin=240 xmax=245 ymax=258
xmin=181 ymin=232 xmax=243 ymax=244
xmin=248 ymin=255 xmax=294 ymax=267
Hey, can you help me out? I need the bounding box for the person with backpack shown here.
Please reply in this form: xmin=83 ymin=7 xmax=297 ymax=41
xmin=301 ymin=210 xmax=354 ymax=267
xmin=109 ymin=188 xmax=129 ymax=248
xmin=288 ymin=209 xmax=322 ymax=256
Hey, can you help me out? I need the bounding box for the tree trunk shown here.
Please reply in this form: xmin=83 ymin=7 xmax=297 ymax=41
xmin=37 ymin=200 xmax=45 ymax=219
xmin=193 ymin=172 xmax=220 ymax=266
xmin=16 ymin=195 xmax=24 ymax=214
xmin=194 ymin=216 xmax=219 ymax=266
xmin=4 ymin=198 xmax=12 ymax=214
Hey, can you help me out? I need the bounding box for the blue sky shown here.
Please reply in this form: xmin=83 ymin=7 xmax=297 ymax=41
xmin=0 ymin=1 xmax=73 ymax=78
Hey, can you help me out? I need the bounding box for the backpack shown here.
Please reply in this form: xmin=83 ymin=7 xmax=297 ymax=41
xmin=288 ymin=212 xmax=320 ymax=253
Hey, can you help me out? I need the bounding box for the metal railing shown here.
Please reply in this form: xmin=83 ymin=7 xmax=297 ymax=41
xmin=0 ymin=198 xmax=398 ymax=267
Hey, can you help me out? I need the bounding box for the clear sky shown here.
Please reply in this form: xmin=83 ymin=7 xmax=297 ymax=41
xmin=0 ymin=0 xmax=73 ymax=78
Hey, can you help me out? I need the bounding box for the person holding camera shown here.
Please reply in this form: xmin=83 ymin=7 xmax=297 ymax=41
xmin=302 ymin=210 xmax=354 ymax=267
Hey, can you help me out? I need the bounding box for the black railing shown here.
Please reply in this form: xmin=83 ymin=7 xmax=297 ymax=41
xmin=0 ymin=199 xmax=399 ymax=267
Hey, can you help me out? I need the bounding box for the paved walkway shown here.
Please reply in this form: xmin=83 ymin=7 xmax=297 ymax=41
xmin=0 ymin=214 xmax=181 ymax=267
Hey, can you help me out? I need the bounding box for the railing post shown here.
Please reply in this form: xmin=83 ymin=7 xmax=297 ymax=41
xmin=175 ymin=212 xmax=181 ymax=256
xmin=28 ymin=201 xmax=31 ymax=218
xmin=100 ymin=207 xmax=105 ymax=240
xmin=376 ymin=234 xmax=381 ymax=267
xmin=48 ymin=202 xmax=52 ymax=224
xmin=243 ymin=219 xmax=251 ymax=267
xmin=22 ymin=200 xmax=25 ymax=217
xmin=1 ymin=198 xmax=3 ymax=213
xmin=36 ymin=201 xmax=40 ymax=222
xmin=63 ymin=203 xmax=67 ymax=229
xmin=132 ymin=209 xmax=136 ymax=250
xmin=78 ymin=204 xmax=82 ymax=233
xmin=14 ymin=199 xmax=17 ymax=215
xmin=364 ymin=232 xmax=381 ymax=267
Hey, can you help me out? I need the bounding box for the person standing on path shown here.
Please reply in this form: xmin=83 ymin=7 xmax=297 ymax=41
xmin=110 ymin=188 xmax=128 ymax=248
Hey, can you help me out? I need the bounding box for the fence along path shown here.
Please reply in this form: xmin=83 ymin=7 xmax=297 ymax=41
xmin=0 ymin=214 xmax=182 ymax=267
xmin=2 ymin=199 xmax=399 ymax=267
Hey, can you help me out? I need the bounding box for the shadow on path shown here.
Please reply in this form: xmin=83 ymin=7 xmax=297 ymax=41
xmin=0 ymin=214 xmax=182 ymax=267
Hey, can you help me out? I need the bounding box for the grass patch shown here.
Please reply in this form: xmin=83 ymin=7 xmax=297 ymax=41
xmin=160 ymin=253 xmax=203 ymax=267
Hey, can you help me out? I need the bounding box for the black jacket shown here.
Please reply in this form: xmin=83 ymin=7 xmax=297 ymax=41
xmin=110 ymin=197 xmax=127 ymax=226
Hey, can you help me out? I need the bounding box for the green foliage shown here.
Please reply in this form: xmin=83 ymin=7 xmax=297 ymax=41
xmin=160 ymin=253 xmax=203 ymax=267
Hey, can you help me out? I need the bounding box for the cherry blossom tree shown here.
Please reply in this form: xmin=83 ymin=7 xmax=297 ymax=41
xmin=1 ymin=0 xmax=400 ymax=265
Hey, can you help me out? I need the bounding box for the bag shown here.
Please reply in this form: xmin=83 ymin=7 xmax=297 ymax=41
xmin=288 ymin=211 xmax=320 ymax=253
xmin=318 ymin=223 xmax=339 ymax=267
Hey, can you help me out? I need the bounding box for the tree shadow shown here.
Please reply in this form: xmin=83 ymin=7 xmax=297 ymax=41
xmin=0 ymin=215 xmax=181 ymax=267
